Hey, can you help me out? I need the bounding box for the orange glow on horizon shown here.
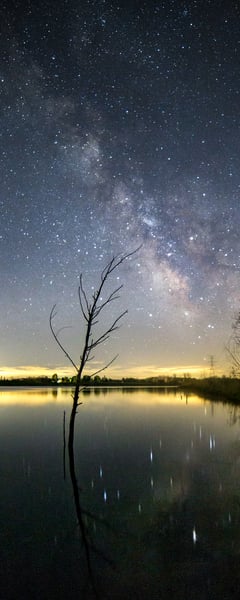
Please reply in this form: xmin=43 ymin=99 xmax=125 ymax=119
xmin=0 ymin=362 xmax=226 ymax=380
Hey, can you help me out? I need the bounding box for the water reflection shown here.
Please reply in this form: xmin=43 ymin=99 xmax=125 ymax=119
xmin=1 ymin=387 xmax=240 ymax=598
xmin=0 ymin=386 xmax=203 ymax=406
xmin=0 ymin=386 xmax=73 ymax=405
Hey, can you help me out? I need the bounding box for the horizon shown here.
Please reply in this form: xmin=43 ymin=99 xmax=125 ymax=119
xmin=0 ymin=362 xmax=227 ymax=380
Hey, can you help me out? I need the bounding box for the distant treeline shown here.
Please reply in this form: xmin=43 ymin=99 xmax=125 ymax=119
xmin=0 ymin=373 xmax=189 ymax=387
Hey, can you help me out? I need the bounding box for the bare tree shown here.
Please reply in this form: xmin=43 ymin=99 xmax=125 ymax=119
xmin=50 ymin=249 xmax=139 ymax=592
xmin=50 ymin=248 xmax=139 ymax=448
xmin=226 ymin=311 xmax=240 ymax=377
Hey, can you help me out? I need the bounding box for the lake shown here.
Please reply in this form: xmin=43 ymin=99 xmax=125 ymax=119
xmin=1 ymin=386 xmax=240 ymax=599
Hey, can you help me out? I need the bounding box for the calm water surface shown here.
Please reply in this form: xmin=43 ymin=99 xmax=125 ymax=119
xmin=1 ymin=387 xmax=240 ymax=599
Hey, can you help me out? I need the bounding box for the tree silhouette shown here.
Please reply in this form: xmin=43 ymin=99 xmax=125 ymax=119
xmin=49 ymin=248 xmax=139 ymax=591
xmin=226 ymin=311 xmax=240 ymax=376
xmin=50 ymin=248 xmax=139 ymax=447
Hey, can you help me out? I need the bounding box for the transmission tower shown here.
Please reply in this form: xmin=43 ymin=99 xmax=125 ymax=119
xmin=209 ymin=354 xmax=215 ymax=376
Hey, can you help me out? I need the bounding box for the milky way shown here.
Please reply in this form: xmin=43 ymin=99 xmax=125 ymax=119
xmin=1 ymin=1 xmax=240 ymax=377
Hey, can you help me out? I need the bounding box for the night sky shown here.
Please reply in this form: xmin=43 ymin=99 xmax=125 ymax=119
xmin=1 ymin=0 xmax=240 ymax=379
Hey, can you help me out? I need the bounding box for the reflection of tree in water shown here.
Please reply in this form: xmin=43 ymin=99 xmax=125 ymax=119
xmin=67 ymin=437 xmax=115 ymax=597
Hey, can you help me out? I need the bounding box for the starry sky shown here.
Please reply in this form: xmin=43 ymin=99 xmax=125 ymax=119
xmin=1 ymin=0 xmax=240 ymax=379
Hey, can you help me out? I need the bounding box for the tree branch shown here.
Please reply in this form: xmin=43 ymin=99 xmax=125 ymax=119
xmin=49 ymin=305 xmax=78 ymax=371
xmin=88 ymin=355 xmax=119 ymax=378
xmin=87 ymin=310 xmax=128 ymax=351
